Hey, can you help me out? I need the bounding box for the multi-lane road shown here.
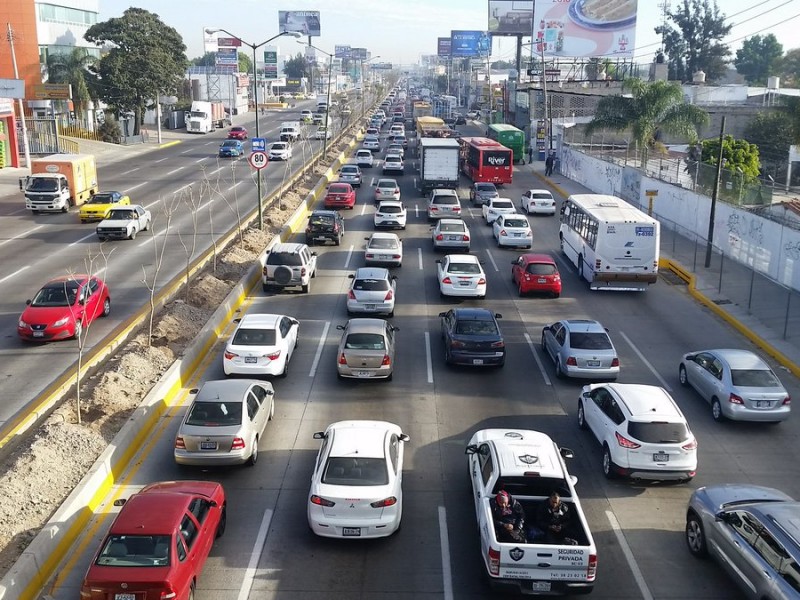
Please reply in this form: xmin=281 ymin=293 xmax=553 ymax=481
xmin=39 ymin=116 xmax=800 ymax=599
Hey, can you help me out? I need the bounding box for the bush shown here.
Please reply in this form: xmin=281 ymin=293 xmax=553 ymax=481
xmin=98 ymin=115 xmax=122 ymax=144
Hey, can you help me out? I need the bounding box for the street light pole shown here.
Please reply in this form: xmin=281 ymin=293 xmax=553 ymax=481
xmin=299 ymin=41 xmax=338 ymax=157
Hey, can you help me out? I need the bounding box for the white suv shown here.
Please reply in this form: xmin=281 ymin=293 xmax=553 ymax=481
xmin=262 ymin=243 xmax=317 ymax=294
xmin=577 ymin=383 xmax=697 ymax=482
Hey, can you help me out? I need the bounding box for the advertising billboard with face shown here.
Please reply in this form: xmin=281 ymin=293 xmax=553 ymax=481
xmin=278 ymin=11 xmax=321 ymax=37
xmin=450 ymin=30 xmax=491 ymax=58
xmin=438 ymin=37 xmax=452 ymax=57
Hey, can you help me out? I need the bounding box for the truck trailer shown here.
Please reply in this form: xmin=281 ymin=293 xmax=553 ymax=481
xmin=186 ymin=101 xmax=229 ymax=133
xmin=418 ymin=138 xmax=461 ymax=194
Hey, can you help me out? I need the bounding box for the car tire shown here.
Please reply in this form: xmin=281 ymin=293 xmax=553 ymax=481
xmin=307 ymin=237 xmax=314 ymax=246
xmin=678 ymin=364 xmax=689 ymax=387
xmin=269 ymin=399 xmax=275 ymax=420
xmin=143 ymin=219 xmax=150 ymax=232
xmin=553 ymin=292 xmax=561 ymax=299
xmin=602 ymin=445 xmax=616 ymax=479
xmin=386 ymin=372 xmax=393 ymax=381
xmin=711 ymin=398 xmax=725 ymax=422
xmin=73 ymin=320 xmax=83 ymax=339
xmin=577 ymin=401 xmax=588 ymax=430
xmin=274 ymin=265 xmax=293 ymax=286
xmin=577 ymin=254 xmax=584 ymax=280
xmin=128 ymin=228 xmax=137 ymax=240
xmin=685 ymin=512 xmax=708 ymax=557
xmin=97 ymin=236 xmax=106 ymax=242
xmin=279 ymin=357 xmax=289 ymax=378
xmin=555 ymin=359 xmax=565 ymax=379
xmin=215 ymin=505 xmax=227 ymax=538
xmin=188 ymin=584 xmax=195 ymax=600
xmin=101 ymin=297 xmax=111 ymax=317
xmin=262 ymin=282 xmax=271 ymax=293
xmin=518 ymin=285 xmax=525 ymax=297
xmin=247 ymin=437 xmax=258 ymax=466
xmin=302 ymin=283 xmax=310 ymax=294
xmin=559 ymin=234 xmax=565 ymax=254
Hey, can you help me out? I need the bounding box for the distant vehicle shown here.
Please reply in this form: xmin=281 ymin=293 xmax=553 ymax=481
xmin=386 ymin=143 xmax=405 ymax=159
xmin=222 ymin=313 xmax=299 ymax=378
xmin=315 ymin=126 xmax=332 ymax=140
xmin=521 ymin=189 xmax=557 ymax=215
xmin=324 ymin=183 xmax=356 ymax=210
xmin=261 ymin=242 xmax=317 ymax=294
xmin=512 ymin=254 xmax=561 ymax=297
xmin=95 ymin=205 xmax=152 ymax=241
xmin=227 ymin=126 xmax=248 ymax=140
xmin=431 ymin=218 xmax=470 ymax=252
xmin=300 ymin=109 xmax=313 ymax=123
xmin=419 ymin=138 xmax=461 ymax=195
xmin=486 ymin=123 xmax=526 ymax=164
xmin=79 ymin=190 xmax=130 ymax=223
xmin=347 ymin=267 xmax=397 ymax=317
xmin=541 ymin=319 xmax=619 ymax=380
xmin=335 ymin=320 xmax=398 ymax=381
xmin=440 ymin=308 xmax=504 ymax=367
xmin=306 ymin=210 xmax=345 ymax=246
xmin=492 ymin=214 xmax=532 ymax=249
xmin=338 ymin=164 xmax=363 ymax=187
xmin=268 ymin=141 xmax=292 ymax=161
xmin=187 ymin=100 xmax=228 ymax=133
xmin=355 ymin=149 xmax=374 ymax=168
xmin=364 ymin=232 xmax=403 ymax=267
xmin=459 ymin=137 xmax=513 ymax=185
xmin=437 ymin=254 xmax=486 ymax=298
xmin=427 ymin=188 xmax=462 ymax=220
xmin=382 ymin=153 xmax=404 ymax=174
xmin=374 ymin=178 xmax=401 ymax=203
xmin=362 ymin=135 xmax=381 ymax=152
xmin=219 ymin=139 xmax=244 ymax=157
xmin=374 ymin=201 xmax=407 ymax=230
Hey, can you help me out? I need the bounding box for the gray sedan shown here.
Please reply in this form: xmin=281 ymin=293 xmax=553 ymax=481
xmin=432 ymin=218 xmax=470 ymax=252
xmin=336 ymin=318 xmax=397 ymax=381
xmin=174 ymin=379 xmax=275 ymax=467
xmin=541 ymin=319 xmax=619 ymax=380
xmin=679 ymin=349 xmax=790 ymax=422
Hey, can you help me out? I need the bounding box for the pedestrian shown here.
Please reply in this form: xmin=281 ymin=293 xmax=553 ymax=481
xmin=545 ymin=152 xmax=555 ymax=176
xmin=528 ymin=146 xmax=534 ymax=164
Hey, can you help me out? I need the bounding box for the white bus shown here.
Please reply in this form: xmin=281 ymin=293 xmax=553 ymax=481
xmin=559 ymin=194 xmax=660 ymax=291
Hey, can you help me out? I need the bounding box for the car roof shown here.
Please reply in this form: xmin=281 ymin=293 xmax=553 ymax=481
xmin=386 ymin=154 xmax=402 ymax=160
xmin=432 ymin=188 xmax=458 ymax=195
xmin=451 ymin=307 xmax=496 ymax=320
xmin=377 ymin=200 xmax=403 ymax=208
xmin=491 ymin=197 xmax=514 ymax=203
xmin=484 ymin=430 xmax=564 ymax=479
xmin=195 ymin=379 xmax=259 ymax=402
xmin=526 ymin=188 xmax=554 ymax=195
xmin=520 ymin=253 xmax=555 ymax=264
xmin=356 ymin=149 xmax=372 ymax=154
xmin=755 ymin=502 xmax=800 ymax=545
xmin=707 ymin=349 xmax=770 ymax=369
xmin=437 ymin=218 xmax=465 ymax=226
xmin=345 ymin=318 xmax=390 ymax=334
xmin=606 ymin=384 xmax=684 ymax=420
xmin=328 ymin=423 xmax=393 ymax=459
xmin=46 ymin=274 xmax=91 ymax=286
xmin=270 ymin=242 xmax=308 ymax=253
xmin=563 ymin=319 xmax=606 ymax=332
xmin=370 ymin=232 xmax=400 ymax=240
xmin=340 ymin=164 xmax=360 ymax=170
xmin=377 ymin=178 xmax=398 ymax=185
xmin=238 ymin=313 xmax=282 ymax=328
xmin=446 ymin=254 xmax=479 ymax=264
xmin=353 ymin=267 xmax=391 ymax=280
xmin=311 ymin=209 xmax=338 ymax=217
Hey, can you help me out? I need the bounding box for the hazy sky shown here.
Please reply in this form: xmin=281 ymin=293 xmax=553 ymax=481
xmin=99 ymin=0 xmax=800 ymax=65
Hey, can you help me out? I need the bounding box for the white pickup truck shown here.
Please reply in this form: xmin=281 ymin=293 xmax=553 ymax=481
xmin=95 ymin=205 xmax=152 ymax=241
xmin=466 ymin=429 xmax=597 ymax=596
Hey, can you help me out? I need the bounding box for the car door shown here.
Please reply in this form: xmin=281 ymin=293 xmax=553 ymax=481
xmin=551 ymin=323 xmax=567 ymax=363
xmin=187 ymin=497 xmax=216 ymax=565
xmin=282 ymin=317 xmax=298 ymax=362
xmin=470 ymin=443 xmax=494 ymax=515
xmin=388 ymin=433 xmax=403 ymax=502
xmin=522 ymin=191 xmax=531 ymax=212
xmin=245 ymin=390 xmax=262 ymax=445
xmin=690 ymin=352 xmax=720 ymax=401
xmin=83 ymin=278 xmax=101 ymax=323
xmin=584 ymin=386 xmax=612 ymax=442
xmin=178 ymin=512 xmax=204 ymax=592
xmin=512 ymin=256 xmax=524 ymax=284
xmin=441 ymin=310 xmax=454 ymax=348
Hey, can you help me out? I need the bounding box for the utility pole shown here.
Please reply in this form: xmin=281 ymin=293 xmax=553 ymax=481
xmin=704 ymin=116 xmax=725 ymax=268
xmin=7 ymin=23 xmax=31 ymax=169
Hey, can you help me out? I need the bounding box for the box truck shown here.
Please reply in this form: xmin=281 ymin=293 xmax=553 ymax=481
xmin=418 ymin=138 xmax=460 ymax=194
xmin=21 ymin=154 xmax=99 ymax=213
xmin=186 ymin=101 xmax=229 ymax=133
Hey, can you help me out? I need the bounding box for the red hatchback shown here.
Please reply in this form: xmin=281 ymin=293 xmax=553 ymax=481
xmin=511 ymin=254 xmax=562 ymax=297
xmin=81 ymin=480 xmax=226 ymax=600
xmin=227 ymin=126 xmax=248 ymax=140
xmin=18 ymin=274 xmax=111 ymax=341
xmin=324 ymin=183 xmax=356 ymax=210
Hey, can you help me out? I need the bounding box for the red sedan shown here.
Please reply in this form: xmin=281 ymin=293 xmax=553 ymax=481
xmin=511 ymin=254 xmax=562 ymax=297
xmin=81 ymin=480 xmax=226 ymax=600
xmin=18 ymin=274 xmax=111 ymax=341
xmin=227 ymin=126 xmax=248 ymax=140
xmin=324 ymin=183 xmax=356 ymax=210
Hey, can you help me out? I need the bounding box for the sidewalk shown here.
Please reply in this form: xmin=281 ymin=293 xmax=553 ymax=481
xmin=526 ymin=158 xmax=800 ymax=377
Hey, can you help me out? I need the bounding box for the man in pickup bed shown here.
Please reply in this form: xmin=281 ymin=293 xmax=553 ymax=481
xmin=490 ymin=490 xmax=527 ymax=543
xmin=531 ymin=491 xmax=577 ymax=544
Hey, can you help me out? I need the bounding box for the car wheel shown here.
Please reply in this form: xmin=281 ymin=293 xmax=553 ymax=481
xmin=553 ymin=292 xmax=560 ymax=299
xmin=602 ymin=445 xmax=616 ymax=479
xmin=188 ymin=584 xmax=195 ymax=600
xmin=215 ymin=504 xmax=227 ymax=538
xmin=711 ymin=398 xmax=724 ymax=422
xmin=559 ymin=234 xmax=565 ymax=254
xmin=97 ymin=236 xmax=106 ymax=242
xmin=129 ymin=228 xmax=137 ymax=240
xmin=262 ymin=282 xmax=271 ymax=293
xmin=335 ymin=236 xmax=341 ymax=246
xmin=577 ymin=254 xmax=584 ymax=280
xmin=518 ymin=284 xmax=525 ymax=297
xmin=302 ymin=283 xmax=310 ymax=294
xmin=269 ymin=399 xmax=275 ymax=420
xmin=143 ymin=219 xmax=150 ymax=232
xmin=73 ymin=320 xmax=83 ymax=339
xmin=279 ymin=357 xmax=289 ymax=378
xmin=555 ymin=359 xmax=565 ymax=379
xmin=444 ymin=346 xmax=451 ymax=365
xmin=307 ymin=237 xmax=314 ymax=246
xmin=679 ymin=364 xmax=689 ymax=387
xmin=685 ymin=512 xmax=708 ymax=557
xmin=386 ymin=372 xmax=393 ymax=381
xmin=247 ymin=437 xmax=258 ymax=466
xmin=101 ymin=297 xmax=111 ymax=317
xmin=577 ymin=401 xmax=588 ymax=430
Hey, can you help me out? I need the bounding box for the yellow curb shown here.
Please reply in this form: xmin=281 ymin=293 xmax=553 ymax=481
xmin=534 ymin=170 xmax=569 ymax=199
xmin=158 ymin=140 xmax=181 ymax=149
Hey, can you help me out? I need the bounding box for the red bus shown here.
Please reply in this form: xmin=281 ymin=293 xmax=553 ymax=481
xmin=458 ymin=137 xmax=513 ymax=185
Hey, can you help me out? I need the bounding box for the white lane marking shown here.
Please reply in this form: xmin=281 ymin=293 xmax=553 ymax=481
xmin=344 ymin=245 xmax=354 ymax=269
xmin=360 ymin=203 xmax=367 ymax=216
xmin=0 ymin=265 xmax=29 ymax=283
xmin=438 ymin=506 xmax=454 ymax=600
xmin=120 ymin=167 xmax=140 ymax=175
xmin=524 ymin=332 xmax=551 ymax=386
xmin=0 ymin=225 xmax=44 ymax=248
xmin=205 ymin=141 xmax=216 ymax=146
xmin=7 ymin=207 xmax=27 ymax=215
xmin=606 ymin=510 xmax=653 ymax=600
xmin=309 ymin=321 xmax=331 ymax=377
xmin=484 ymin=249 xmax=499 ymax=272
xmin=207 ymin=166 xmax=224 ymax=176
xmin=195 ymin=157 xmax=208 ymax=164
xmin=166 ymin=166 xmax=184 ymax=176
xmin=174 ymin=183 xmax=193 ymax=195
xmin=69 ymin=232 xmax=98 ymax=247
xmin=180 ymin=148 xmax=192 ymax=154
xmin=124 ymin=182 xmax=147 ymax=194
xmin=154 ymin=157 xmax=169 ymax=163
xmin=618 ymin=331 xmax=672 ymax=392
xmin=425 ymin=332 xmax=433 ymax=384
xmin=237 ymin=508 xmax=274 ymax=600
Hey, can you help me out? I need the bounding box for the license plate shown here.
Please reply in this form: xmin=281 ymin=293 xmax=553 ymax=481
xmin=531 ymin=582 xmax=551 ymax=592
xmin=342 ymin=527 xmax=361 ymax=536
xmin=244 ymin=357 xmax=257 ymax=364
xmin=200 ymin=442 xmax=217 ymax=450
xmin=586 ymin=360 xmax=601 ymax=367
xmin=473 ymin=359 xmax=484 ymax=365
xmin=447 ymin=235 xmax=458 ymax=241
xmin=32 ymin=331 xmax=44 ymax=338
xmin=459 ymin=281 xmax=471 ymax=286
xmin=514 ymin=233 xmax=522 ymax=237
xmin=115 ymin=594 xmax=136 ymax=600
xmin=365 ymin=304 xmax=377 ymax=310
xmin=538 ymin=278 xmax=547 ymax=283
xmin=653 ymin=452 xmax=669 ymax=462
xmin=355 ymin=371 xmax=372 ymax=378
xmin=755 ymin=400 xmax=772 ymax=408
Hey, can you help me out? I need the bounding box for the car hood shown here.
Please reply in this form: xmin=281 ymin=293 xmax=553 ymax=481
xmin=80 ymin=204 xmax=114 ymax=214
xmin=97 ymin=218 xmax=135 ymax=227
xmin=698 ymin=484 xmax=794 ymax=510
xmin=20 ymin=305 xmax=73 ymax=323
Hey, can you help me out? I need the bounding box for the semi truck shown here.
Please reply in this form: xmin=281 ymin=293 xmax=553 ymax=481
xmin=186 ymin=101 xmax=229 ymax=133
xmin=21 ymin=154 xmax=99 ymax=213
xmin=418 ymin=138 xmax=460 ymax=194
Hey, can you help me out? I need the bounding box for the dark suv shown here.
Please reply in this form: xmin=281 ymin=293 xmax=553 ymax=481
xmin=305 ymin=210 xmax=345 ymax=246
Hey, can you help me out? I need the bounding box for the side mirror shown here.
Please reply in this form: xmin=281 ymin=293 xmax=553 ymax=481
xmin=312 ymin=432 xmax=325 ymax=440
xmin=399 ymin=433 xmax=410 ymax=442
xmin=26 ymin=299 xmax=32 ymax=306
xmin=570 ymin=475 xmax=579 ymax=486
xmin=189 ymin=388 xmax=199 ymax=394
xmin=685 ymin=354 xmax=696 ymax=362
xmin=438 ymin=312 xmax=447 ymax=318
xmin=560 ymin=447 xmax=575 ymax=460
xmin=348 ymin=274 xmax=355 ymax=279
xmin=465 ymin=444 xmax=478 ymax=455
xmin=495 ymin=313 xmax=503 ymax=319
xmin=113 ymin=498 xmax=128 ymax=507
xmin=336 ymin=324 xmax=345 ymax=331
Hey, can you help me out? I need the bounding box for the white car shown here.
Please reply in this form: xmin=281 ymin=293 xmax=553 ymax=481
xmin=492 ymin=214 xmax=533 ymax=248
xmin=427 ymin=188 xmax=462 ymax=220
xmin=386 ymin=143 xmax=405 ymax=159
xmin=315 ymin=126 xmax=332 ymax=140
xmin=300 ymin=109 xmax=314 ymax=122
xmin=432 ymin=218 xmax=470 ymax=252
xmin=578 ymin=383 xmax=698 ymax=482
xmin=365 ymin=232 xmax=403 ymax=267
xmin=346 ymin=267 xmax=397 ymax=316
xmin=482 ymin=197 xmax=517 ymax=225
xmin=374 ymin=178 xmax=401 ymax=203
xmin=268 ymin=141 xmax=292 ymax=161
xmin=521 ymin=189 xmax=557 ymax=215
xmin=389 ymin=124 xmax=404 ymax=136
xmin=222 ymin=313 xmax=299 ymax=377
xmin=382 ymin=153 xmax=404 ymax=174
xmin=437 ymin=254 xmax=486 ymax=298
xmin=374 ymin=201 xmax=407 ymax=229
xmin=362 ymin=135 xmax=381 ymax=152
xmin=308 ymin=420 xmax=410 ymax=538
xmin=355 ymin=149 xmax=374 ymax=168
xmin=95 ymin=205 xmax=152 ymax=241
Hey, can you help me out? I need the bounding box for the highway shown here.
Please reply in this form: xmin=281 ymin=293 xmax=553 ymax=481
xmin=39 ymin=118 xmax=800 ymax=599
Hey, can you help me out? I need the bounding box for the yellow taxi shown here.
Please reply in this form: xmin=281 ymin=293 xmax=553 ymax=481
xmin=79 ymin=191 xmax=130 ymax=223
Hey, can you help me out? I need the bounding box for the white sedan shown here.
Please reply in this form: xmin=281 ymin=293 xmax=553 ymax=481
xmin=308 ymin=420 xmax=410 ymax=538
xmin=268 ymin=141 xmax=292 ymax=161
xmin=521 ymin=189 xmax=557 ymax=215
xmin=222 ymin=313 xmax=299 ymax=377
xmin=482 ymin=197 xmax=517 ymax=225
xmin=374 ymin=201 xmax=407 ymax=229
xmin=437 ymin=254 xmax=486 ymax=298
xmin=315 ymin=126 xmax=332 ymax=140
xmin=365 ymin=232 xmax=403 ymax=267
xmin=492 ymin=214 xmax=533 ymax=248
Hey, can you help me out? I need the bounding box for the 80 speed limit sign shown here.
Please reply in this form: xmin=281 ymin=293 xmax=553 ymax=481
xmin=248 ymin=151 xmax=268 ymax=170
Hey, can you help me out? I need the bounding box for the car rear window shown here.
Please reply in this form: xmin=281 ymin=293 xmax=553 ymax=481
xmin=530 ymin=193 xmax=553 ymax=199
xmin=328 ymin=185 xmax=350 ymax=194
xmin=310 ymin=214 xmax=334 ymax=226
xmin=95 ymin=534 xmax=172 ymax=567
xmin=628 ymin=421 xmax=690 ymax=444
xmin=456 ymin=319 xmax=498 ymax=335
xmin=378 ymin=181 xmax=396 ymax=189
xmin=447 ymin=262 xmax=481 ymax=274
xmin=232 ymin=327 xmax=276 ymax=346
xmin=731 ymin=369 xmax=781 ymax=387
xmin=379 ymin=205 xmax=402 ymax=214
xmin=266 ymin=252 xmax=302 ymax=266
xmin=433 ymin=196 xmax=459 ymax=205
xmin=569 ymin=332 xmax=613 ymax=350
xmin=440 ymin=222 xmax=465 ymax=233
xmin=527 ymin=263 xmax=557 ymax=275
xmin=369 ymin=238 xmax=399 ymax=249
xmin=345 ymin=333 xmax=386 ymax=350
xmin=503 ymin=218 xmax=528 ymax=228
xmin=492 ymin=200 xmax=514 ymax=209
xmin=353 ymin=279 xmax=390 ymax=291
xmin=341 ymin=166 xmax=358 ymax=174
xmin=185 ymin=401 xmax=243 ymax=427
xmin=323 ymin=457 xmax=389 ymax=485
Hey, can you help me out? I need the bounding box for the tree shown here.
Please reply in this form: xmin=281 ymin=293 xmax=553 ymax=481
xmin=734 ymin=34 xmax=783 ymax=85
xmin=238 ymin=53 xmax=252 ymax=76
xmin=655 ymin=0 xmax=732 ymax=82
xmin=779 ymin=48 xmax=800 ymax=88
xmin=744 ymin=111 xmax=795 ymax=183
xmin=84 ymin=8 xmax=188 ymax=135
xmin=191 ymin=52 xmax=216 ymax=67
xmin=283 ymin=53 xmax=307 ymax=78
xmin=700 ymin=135 xmax=760 ymax=176
xmin=46 ymin=47 xmax=97 ymax=119
xmin=584 ymin=79 xmax=709 ymax=164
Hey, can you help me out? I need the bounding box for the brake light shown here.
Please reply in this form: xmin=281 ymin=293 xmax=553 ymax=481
xmin=682 ymin=438 xmax=698 ymax=451
xmin=159 ymin=586 xmax=177 ymax=600
xmin=729 ymin=393 xmax=744 ymax=405
xmin=783 ymin=396 xmax=791 ymax=405
xmin=370 ymin=496 xmax=397 ymax=508
xmin=478 ymin=278 xmax=486 ymax=285
xmin=453 ymin=206 xmax=461 ymax=212
xmin=310 ymin=495 xmax=335 ymax=507
xmin=615 ymin=432 xmax=641 ymax=449
xmin=174 ymin=437 xmax=185 ymax=449
xmin=384 ymin=290 xmax=393 ymax=300
xmin=300 ymin=267 xmax=307 ymax=277
xmin=224 ymin=350 xmax=237 ymax=360
xmin=431 ymin=206 xmax=439 ymax=212
xmin=488 ymin=547 xmax=500 ymax=576
xmin=395 ymin=188 xmax=400 ymax=193
xmin=392 ymin=254 xmax=401 ymax=259
xmin=566 ymin=356 xmax=577 ymax=366
xmin=338 ymin=352 xmax=347 ymax=365
xmin=381 ymin=354 xmax=391 ymax=366
xmin=499 ymin=229 xmax=507 ymax=236
xmin=232 ymin=437 xmax=246 ymax=450
xmin=442 ymin=277 xmax=452 ymax=284
xmin=463 ymin=234 xmax=470 ymax=241
xmin=587 ymin=554 xmax=597 ymax=580
xmin=348 ymin=290 xmax=356 ymax=300
xmin=611 ymin=357 xmax=620 ymax=367
xmin=266 ymin=350 xmax=281 ymax=361
xmin=490 ymin=340 xmax=505 ymax=348
xmin=436 ymin=234 xmax=444 ymax=241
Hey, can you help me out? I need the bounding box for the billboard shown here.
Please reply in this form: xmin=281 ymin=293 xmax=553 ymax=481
xmin=263 ymin=49 xmax=278 ymax=80
xmin=488 ymin=1 xmax=534 ymax=36
xmin=217 ymin=37 xmax=242 ymax=47
xmin=278 ymin=10 xmax=321 ymax=37
xmin=437 ymin=37 xmax=451 ymax=56
xmin=372 ymin=62 xmax=393 ymax=70
xmin=450 ymin=30 xmax=491 ymax=58
xmin=351 ymin=47 xmax=368 ymax=61
xmin=335 ymin=45 xmax=352 ymax=59
xmin=215 ymin=48 xmax=238 ymax=66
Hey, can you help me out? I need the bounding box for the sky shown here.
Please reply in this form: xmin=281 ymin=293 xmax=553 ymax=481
xmin=98 ymin=0 xmax=800 ymax=66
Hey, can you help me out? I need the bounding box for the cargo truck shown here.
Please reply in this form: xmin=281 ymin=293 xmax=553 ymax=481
xmin=418 ymin=138 xmax=460 ymax=194
xmin=20 ymin=154 xmax=99 ymax=213
xmin=412 ymin=101 xmax=432 ymax=125
xmin=487 ymin=123 xmax=526 ymax=164
xmin=186 ymin=101 xmax=229 ymax=133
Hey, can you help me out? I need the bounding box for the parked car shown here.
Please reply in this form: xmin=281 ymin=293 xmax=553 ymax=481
xmin=431 ymin=218 xmax=470 ymax=252
xmin=324 ymin=183 xmax=356 ymax=210
xmin=469 ymin=181 xmax=499 ymax=206
xmin=541 ymin=319 xmax=619 ymax=380
xmin=338 ymin=164 xmax=363 ymax=187
xmin=374 ymin=201 xmax=407 ymax=229
xmin=335 ymin=319 xmax=398 ymax=380
xmin=365 ymin=232 xmax=403 ymax=267
xmin=306 ymin=210 xmax=345 ymax=246
xmin=512 ymin=253 xmax=562 ymax=297
xmin=79 ymin=190 xmax=130 ymax=223
xmin=268 ymin=141 xmax=292 ymax=161
xmin=355 ymin=149 xmax=374 ymax=168
xmin=521 ymin=189 xmax=557 ymax=215
xmin=174 ymin=379 xmax=275 ymax=466
xmin=261 ymin=242 xmax=317 ymax=293
xmin=440 ymin=307 xmax=505 ymax=367
xmin=679 ymin=349 xmax=791 ymax=422
xmin=382 ymin=153 xmax=404 ymax=174
xmin=18 ymin=274 xmax=111 ymax=341
xmin=308 ymin=420 xmax=409 ymax=536
xmin=222 ymin=313 xmax=299 ymax=378
xmin=427 ymin=188 xmax=462 ymax=220
xmin=492 ymin=214 xmax=532 ymax=248
xmin=347 ymin=267 xmax=397 ymax=316
xmin=482 ymin=197 xmax=517 ymax=225
xmin=227 ymin=126 xmax=248 ymax=140
xmin=80 ymin=481 xmax=226 ymax=600
xmin=219 ymin=139 xmax=244 ymax=157
xmin=578 ymin=383 xmax=698 ymax=481
xmin=374 ymin=178 xmax=401 ymax=203
xmin=437 ymin=254 xmax=486 ymax=298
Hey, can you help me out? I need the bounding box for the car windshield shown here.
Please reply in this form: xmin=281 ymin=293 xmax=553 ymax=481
xmin=503 ymin=218 xmax=528 ymax=228
xmin=730 ymin=369 xmax=781 ymax=387
xmin=378 ymin=181 xmax=397 ymax=189
xmin=440 ymin=222 xmax=465 ymax=233
xmin=27 ymin=178 xmax=58 ymax=192
xmin=369 ymin=238 xmax=399 ymax=249
xmin=627 ymin=422 xmax=690 ymax=444
xmin=88 ymin=194 xmax=114 ymax=204
xmin=31 ymin=283 xmax=79 ymax=307
xmin=232 ymin=327 xmax=276 ymax=346
xmin=107 ymin=209 xmax=135 ymax=220
xmin=433 ymin=196 xmax=459 ymax=205
xmin=456 ymin=319 xmax=498 ymax=335
xmin=344 ymin=333 xmax=386 ymax=350
xmin=328 ymin=185 xmax=350 ymax=194
xmin=266 ymin=252 xmax=303 ymax=266
xmin=185 ymin=401 xmax=243 ymax=427
xmin=492 ymin=201 xmax=514 ymax=210
xmin=272 ymin=143 xmax=287 ymax=150
xmin=353 ymin=279 xmax=390 ymax=291
xmin=322 ymin=457 xmax=389 ymax=485
xmin=527 ymin=263 xmax=557 ymax=275
xmin=447 ymin=262 xmax=481 ymax=274
xmin=569 ymin=332 xmax=613 ymax=350
xmin=341 ymin=167 xmax=358 ymax=174
xmin=379 ymin=205 xmax=402 ymax=214
xmin=222 ymin=141 xmax=238 ymax=147
xmin=530 ymin=193 xmax=553 ymax=199
xmin=95 ymin=534 xmax=172 ymax=567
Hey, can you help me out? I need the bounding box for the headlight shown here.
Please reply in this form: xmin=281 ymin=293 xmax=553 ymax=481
xmin=53 ymin=317 xmax=69 ymax=327
xmin=18 ymin=319 xmax=28 ymax=328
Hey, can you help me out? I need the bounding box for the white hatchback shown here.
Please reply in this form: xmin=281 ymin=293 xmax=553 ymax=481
xmin=365 ymin=232 xmax=403 ymax=267
xmin=437 ymin=254 xmax=486 ymax=298
xmin=222 ymin=313 xmax=299 ymax=377
xmin=374 ymin=201 xmax=407 ymax=229
xmin=308 ymin=420 xmax=410 ymax=538
xmin=346 ymin=267 xmax=397 ymax=316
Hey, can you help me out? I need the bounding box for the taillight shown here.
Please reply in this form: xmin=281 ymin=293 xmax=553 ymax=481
xmin=381 ymin=354 xmax=391 ymax=366
xmin=159 ymin=586 xmax=177 ymax=600
xmin=490 ymin=340 xmax=505 ymax=348
xmin=174 ymin=437 xmax=185 ymax=449
xmin=478 ymin=278 xmax=486 ymax=284
xmin=394 ymin=188 xmax=400 ymax=193
xmin=463 ymin=234 xmax=470 ymax=241
xmin=783 ymin=396 xmax=792 ymax=405
xmin=392 ymin=254 xmax=401 ymax=259
xmin=587 ymin=554 xmax=597 ymax=581
xmin=615 ymin=431 xmax=641 ymax=449
xmin=384 ymin=290 xmax=393 ymax=300
xmin=453 ymin=206 xmax=461 ymax=212
xmin=310 ymin=495 xmax=335 ymax=507
xmin=729 ymin=393 xmax=744 ymax=405
xmin=300 ymin=267 xmax=307 ymax=277
xmin=611 ymin=357 xmax=620 ymax=367
xmin=566 ymin=356 xmax=577 ymax=366
xmin=224 ymin=350 xmax=237 ymax=360
xmin=338 ymin=353 xmax=347 ymax=365
xmin=266 ymin=350 xmax=281 ymax=360
xmin=431 ymin=206 xmax=439 ymax=212
xmin=370 ymin=496 xmax=397 ymax=508
xmin=436 ymin=234 xmax=444 ymax=241
xmin=348 ymin=290 xmax=356 ymax=300
xmin=499 ymin=229 xmax=507 ymax=236
xmin=231 ymin=437 xmax=246 ymax=450
xmin=442 ymin=277 xmax=452 ymax=284
xmin=682 ymin=438 xmax=698 ymax=451
xmin=488 ymin=547 xmax=500 ymax=576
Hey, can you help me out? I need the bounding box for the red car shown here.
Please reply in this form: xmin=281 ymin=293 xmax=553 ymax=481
xmin=324 ymin=183 xmax=356 ymax=210
xmin=511 ymin=254 xmax=562 ymax=297
xmin=18 ymin=274 xmax=111 ymax=341
xmin=81 ymin=480 xmax=226 ymax=600
xmin=227 ymin=126 xmax=248 ymax=140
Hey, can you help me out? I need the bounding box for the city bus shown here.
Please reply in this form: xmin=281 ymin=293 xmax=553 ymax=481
xmin=486 ymin=123 xmax=526 ymax=164
xmin=559 ymin=194 xmax=660 ymax=291
xmin=458 ymin=137 xmax=513 ymax=185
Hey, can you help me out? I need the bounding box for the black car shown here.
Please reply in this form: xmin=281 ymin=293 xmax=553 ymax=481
xmin=305 ymin=210 xmax=345 ymax=246
xmin=444 ymin=117 xmax=457 ymax=129
xmin=439 ymin=308 xmax=505 ymax=367
xmin=454 ymin=114 xmax=467 ymax=125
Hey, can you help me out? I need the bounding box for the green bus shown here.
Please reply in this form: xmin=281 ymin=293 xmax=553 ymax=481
xmin=486 ymin=124 xmax=525 ymax=164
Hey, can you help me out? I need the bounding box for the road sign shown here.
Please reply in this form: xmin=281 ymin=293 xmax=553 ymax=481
xmin=249 ymin=151 xmax=268 ymax=170
xmin=645 ymin=189 xmax=658 ymax=197
xmin=251 ymin=137 xmax=266 ymax=152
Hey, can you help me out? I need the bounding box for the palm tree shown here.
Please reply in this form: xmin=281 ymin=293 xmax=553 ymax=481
xmin=46 ymin=47 xmax=97 ymax=121
xmin=584 ymin=79 xmax=709 ymax=165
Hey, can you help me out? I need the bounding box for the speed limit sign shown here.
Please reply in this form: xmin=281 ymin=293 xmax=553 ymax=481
xmin=248 ymin=151 xmax=268 ymax=170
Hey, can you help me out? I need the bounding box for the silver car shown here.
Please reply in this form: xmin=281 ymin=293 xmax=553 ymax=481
xmin=174 ymin=379 xmax=275 ymax=467
xmin=427 ymin=189 xmax=462 ymax=220
xmin=686 ymin=484 xmax=800 ymax=600
xmin=336 ymin=318 xmax=398 ymax=381
xmin=679 ymin=349 xmax=790 ymax=422
xmin=346 ymin=267 xmax=397 ymax=316
xmin=541 ymin=319 xmax=620 ymax=380
xmin=338 ymin=164 xmax=363 ymax=187
xmin=432 ymin=218 xmax=470 ymax=252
